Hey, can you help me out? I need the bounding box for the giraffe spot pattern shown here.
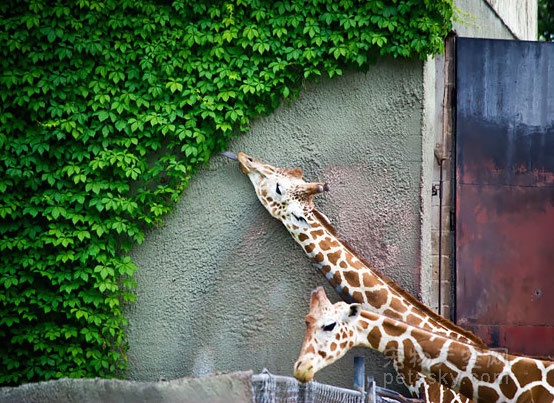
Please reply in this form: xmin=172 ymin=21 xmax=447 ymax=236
xmin=342 ymin=270 xmax=361 ymax=288
xmin=305 ymin=345 xmax=315 ymax=355
xmin=311 ymin=229 xmax=325 ymax=237
xmin=314 ymin=252 xmax=324 ymax=263
xmin=389 ymin=297 xmax=408 ymax=314
xmin=327 ymin=250 xmax=342 ymax=265
xmin=472 ymin=352 xmax=505 ymax=381
xmin=384 ymin=340 xmax=399 ymax=360
xmin=405 ymin=314 xmax=423 ymax=327
xmin=524 ymin=384 xmax=550 ymax=402
xmin=360 ymin=272 xmax=385 ymax=291
xmin=346 ymin=252 xmax=364 ymax=269
xmin=447 ymin=343 xmax=472 ymax=371
xmin=402 ymin=338 xmax=422 ymax=372
xmin=368 ymin=288 xmax=389 ymax=309
xmin=459 ymin=376 xmax=473 ymax=399
xmin=383 ymin=321 xmax=406 ymax=338
xmin=478 ymin=385 xmax=500 ymax=402
xmin=352 ymin=291 xmax=364 ymax=303
xmin=367 ymin=325 xmax=382 ymax=350
xmin=547 ymin=368 xmax=554 ymax=386
xmin=320 ymin=238 xmax=340 ymax=251
xmin=499 ymin=373 xmax=518 ymax=400
xmin=512 ymin=359 xmax=543 ymax=386
xmin=415 ymin=335 xmax=445 ymax=360
xmin=429 ymin=362 xmax=457 ymax=389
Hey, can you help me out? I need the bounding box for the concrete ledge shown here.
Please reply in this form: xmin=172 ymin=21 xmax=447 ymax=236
xmin=0 ymin=371 xmax=253 ymax=403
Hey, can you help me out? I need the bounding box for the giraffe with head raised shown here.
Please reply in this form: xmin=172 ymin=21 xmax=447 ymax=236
xmin=229 ymin=152 xmax=484 ymax=401
xmin=294 ymin=287 xmax=554 ymax=403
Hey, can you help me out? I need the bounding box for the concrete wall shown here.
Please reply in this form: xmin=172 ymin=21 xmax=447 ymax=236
xmin=127 ymin=59 xmax=424 ymax=393
xmin=0 ymin=372 xmax=253 ymax=403
xmin=453 ymin=0 xmax=536 ymax=40
xmin=485 ymin=0 xmax=537 ymax=39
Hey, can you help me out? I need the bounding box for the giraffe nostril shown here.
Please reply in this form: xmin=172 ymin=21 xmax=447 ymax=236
xmin=248 ymin=157 xmax=253 ymax=162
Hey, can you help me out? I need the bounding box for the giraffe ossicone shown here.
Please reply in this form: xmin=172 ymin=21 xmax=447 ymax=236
xmin=294 ymin=287 xmax=554 ymax=403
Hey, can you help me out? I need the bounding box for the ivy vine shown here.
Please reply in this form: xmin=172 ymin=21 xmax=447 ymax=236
xmin=0 ymin=0 xmax=452 ymax=385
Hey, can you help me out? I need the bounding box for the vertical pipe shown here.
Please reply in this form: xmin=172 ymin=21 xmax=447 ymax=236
xmin=437 ymin=158 xmax=445 ymax=316
xmin=353 ymin=356 xmax=365 ymax=392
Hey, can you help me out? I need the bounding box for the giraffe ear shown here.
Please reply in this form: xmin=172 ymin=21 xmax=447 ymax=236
xmin=346 ymin=304 xmax=361 ymax=320
xmin=284 ymin=168 xmax=303 ymax=178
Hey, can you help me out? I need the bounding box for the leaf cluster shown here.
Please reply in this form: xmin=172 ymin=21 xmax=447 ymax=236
xmin=0 ymin=0 xmax=452 ymax=385
xmin=539 ymin=0 xmax=554 ymax=41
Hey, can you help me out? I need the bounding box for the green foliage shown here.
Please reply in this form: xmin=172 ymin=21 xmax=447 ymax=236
xmin=0 ymin=0 xmax=452 ymax=385
xmin=539 ymin=0 xmax=554 ymax=41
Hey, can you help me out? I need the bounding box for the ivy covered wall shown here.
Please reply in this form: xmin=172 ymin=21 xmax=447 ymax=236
xmin=0 ymin=0 xmax=452 ymax=385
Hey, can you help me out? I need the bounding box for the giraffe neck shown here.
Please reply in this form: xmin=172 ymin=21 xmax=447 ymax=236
xmin=284 ymin=209 xmax=483 ymax=347
xmin=356 ymin=310 xmax=554 ymax=403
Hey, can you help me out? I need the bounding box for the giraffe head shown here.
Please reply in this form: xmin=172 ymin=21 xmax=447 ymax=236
xmin=236 ymin=152 xmax=329 ymax=228
xmin=293 ymin=287 xmax=362 ymax=383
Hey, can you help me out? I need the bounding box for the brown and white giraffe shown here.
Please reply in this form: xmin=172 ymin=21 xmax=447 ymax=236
xmin=230 ymin=152 xmax=484 ymax=401
xmin=294 ymin=287 xmax=554 ymax=403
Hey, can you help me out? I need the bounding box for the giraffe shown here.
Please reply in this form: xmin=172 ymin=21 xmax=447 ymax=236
xmin=294 ymin=287 xmax=554 ymax=403
xmin=229 ymin=151 xmax=484 ymax=401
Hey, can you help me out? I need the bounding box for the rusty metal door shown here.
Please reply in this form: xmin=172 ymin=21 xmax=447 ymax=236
xmin=455 ymin=37 xmax=554 ymax=358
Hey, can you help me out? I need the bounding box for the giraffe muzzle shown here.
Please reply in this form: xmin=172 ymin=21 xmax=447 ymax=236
xmin=293 ymin=359 xmax=315 ymax=383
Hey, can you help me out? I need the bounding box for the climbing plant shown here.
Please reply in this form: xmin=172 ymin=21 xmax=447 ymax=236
xmin=0 ymin=0 xmax=452 ymax=385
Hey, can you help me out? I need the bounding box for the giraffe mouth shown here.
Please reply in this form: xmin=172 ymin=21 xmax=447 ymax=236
xmin=293 ymin=360 xmax=314 ymax=383
xmin=220 ymin=151 xmax=253 ymax=174
xmin=236 ymin=152 xmax=254 ymax=174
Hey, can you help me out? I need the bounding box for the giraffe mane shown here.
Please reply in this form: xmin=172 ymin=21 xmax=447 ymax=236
xmin=311 ymin=209 xmax=338 ymax=237
xmin=310 ymin=208 xmax=487 ymax=348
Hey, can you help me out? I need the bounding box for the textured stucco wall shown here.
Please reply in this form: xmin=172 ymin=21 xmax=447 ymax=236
xmin=126 ymin=59 xmax=424 ymax=393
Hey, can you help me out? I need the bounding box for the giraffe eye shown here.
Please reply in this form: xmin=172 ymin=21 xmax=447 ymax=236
xmin=275 ymin=183 xmax=282 ymax=195
xmin=322 ymin=322 xmax=336 ymax=332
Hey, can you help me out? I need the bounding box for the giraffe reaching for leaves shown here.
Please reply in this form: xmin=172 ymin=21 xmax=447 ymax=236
xmin=294 ymin=287 xmax=554 ymax=403
xmin=227 ymin=151 xmax=481 ymax=401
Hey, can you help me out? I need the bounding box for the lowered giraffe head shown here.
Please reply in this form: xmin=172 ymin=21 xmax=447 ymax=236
xmin=236 ymin=152 xmax=329 ymax=230
xmin=293 ymin=286 xmax=362 ymax=383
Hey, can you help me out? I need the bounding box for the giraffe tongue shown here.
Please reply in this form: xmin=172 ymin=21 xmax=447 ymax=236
xmin=219 ymin=151 xmax=238 ymax=161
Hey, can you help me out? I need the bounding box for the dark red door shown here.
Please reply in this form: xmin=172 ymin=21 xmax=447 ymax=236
xmin=455 ymin=38 xmax=554 ymax=358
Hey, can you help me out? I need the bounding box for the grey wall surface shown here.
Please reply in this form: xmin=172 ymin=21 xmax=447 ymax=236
xmin=0 ymin=372 xmax=253 ymax=403
xmin=126 ymin=59 xmax=424 ymax=394
xmin=453 ymin=0 xmax=523 ymax=39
